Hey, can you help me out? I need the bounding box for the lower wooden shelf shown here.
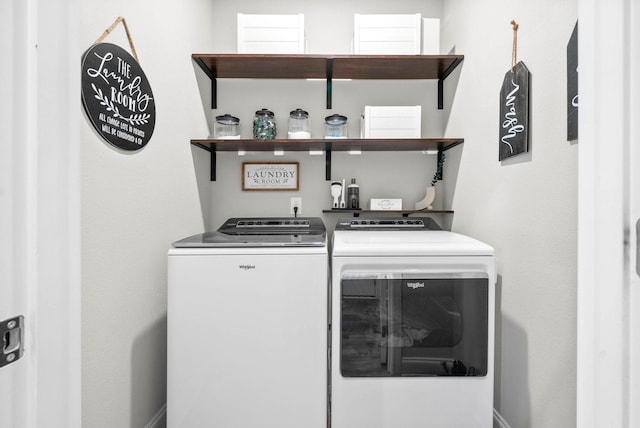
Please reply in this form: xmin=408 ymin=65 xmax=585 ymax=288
xmin=191 ymin=137 xmax=464 ymax=181
xmin=322 ymin=209 xmax=454 ymax=217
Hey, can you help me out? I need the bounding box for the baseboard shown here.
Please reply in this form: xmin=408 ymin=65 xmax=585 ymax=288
xmin=147 ymin=404 xmax=504 ymax=428
xmin=493 ymin=408 xmax=512 ymax=428
xmin=148 ymin=403 xmax=506 ymax=428
xmin=145 ymin=404 xmax=167 ymax=428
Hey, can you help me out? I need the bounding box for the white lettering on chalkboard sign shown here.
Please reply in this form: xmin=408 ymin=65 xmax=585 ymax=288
xmin=501 ymin=79 xmax=525 ymax=153
xmin=499 ymin=61 xmax=530 ymax=160
xmin=81 ymin=43 xmax=156 ymax=151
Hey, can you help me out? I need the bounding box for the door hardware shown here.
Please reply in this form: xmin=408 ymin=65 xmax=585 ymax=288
xmin=1 ymin=316 xmax=24 ymax=368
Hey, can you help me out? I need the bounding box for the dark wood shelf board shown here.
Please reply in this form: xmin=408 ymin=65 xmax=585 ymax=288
xmin=192 ymin=54 xmax=464 ymax=80
xmin=193 ymin=54 xmax=327 ymax=79
xmin=190 ymin=138 xmax=464 ymax=153
xmin=331 ymin=55 xmax=464 ymax=80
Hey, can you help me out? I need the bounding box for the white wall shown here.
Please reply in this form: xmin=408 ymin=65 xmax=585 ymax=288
xmin=80 ymin=1 xmax=212 ymax=426
xmin=441 ymin=1 xmax=578 ymax=427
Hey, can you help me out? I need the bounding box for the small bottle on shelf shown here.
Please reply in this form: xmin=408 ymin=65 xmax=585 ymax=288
xmin=347 ymin=178 xmax=360 ymax=209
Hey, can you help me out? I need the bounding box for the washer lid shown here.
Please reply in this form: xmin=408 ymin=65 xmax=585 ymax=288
xmin=172 ymin=217 xmax=327 ymax=247
xmin=332 ymin=230 xmax=494 ymax=256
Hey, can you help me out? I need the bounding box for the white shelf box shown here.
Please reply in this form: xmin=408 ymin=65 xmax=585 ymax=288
xmin=370 ymin=198 xmax=403 ymax=210
xmin=361 ymin=106 xmax=422 ymax=139
xmin=354 ymin=13 xmax=421 ymax=55
xmin=237 ymin=13 xmax=305 ymax=54
xmin=422 ymin=18 xmax=440 ymax=55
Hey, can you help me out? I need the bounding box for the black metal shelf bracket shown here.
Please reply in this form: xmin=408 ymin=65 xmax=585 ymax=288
xmin=193 ymin=57 xmax=218 ymax=109
xmin=325 ymin=142 xmax=332 ymax=180
xmin=437 ymin=57 xmax=463 ymax=110
xmin=210 ymin=150 xmax=216 ymax=181
xmin=211 ymin=78 xmax=217 ymax=110
xmin=192 ymin=142 xmax=216 ymax=181
xmin=326 ymin=58 xmax=333 ymax=109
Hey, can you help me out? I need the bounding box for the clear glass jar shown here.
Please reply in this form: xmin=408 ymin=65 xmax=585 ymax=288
xmin=253 ymin=109 xmax=277 ymax=139
xmin=324 ymin=114 xmax=348 ymax=138
xmin=288 ymin=108 xmax=310 ymax=139
xmin=213 ymin=114 xmax=241 ymax=139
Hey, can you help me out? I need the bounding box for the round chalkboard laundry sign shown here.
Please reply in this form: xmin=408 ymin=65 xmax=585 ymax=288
xmin=81 ymin=42 xmax=155 ymax=151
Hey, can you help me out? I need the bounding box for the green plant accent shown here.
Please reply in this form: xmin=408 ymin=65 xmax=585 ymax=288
xmin=431 ymin=153 xmax=446 ymax=186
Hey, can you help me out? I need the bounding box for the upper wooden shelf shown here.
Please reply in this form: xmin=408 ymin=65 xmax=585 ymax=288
xmin=192 ymin=54 xmax=464 ymax=80
xmin=191 ymin=53 xmax=464 ymax=109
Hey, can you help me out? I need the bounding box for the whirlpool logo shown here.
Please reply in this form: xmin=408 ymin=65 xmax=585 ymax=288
xmin=407 ymin=281 xmax=425 ymax=289
xmin=239 ymin=264 xmax=256 ymax=271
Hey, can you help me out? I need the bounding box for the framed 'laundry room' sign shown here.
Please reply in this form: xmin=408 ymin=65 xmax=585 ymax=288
xmin=242 ymin=162 xmax=300 ymax=191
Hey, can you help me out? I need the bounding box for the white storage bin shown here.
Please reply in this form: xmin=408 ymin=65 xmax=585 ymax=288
xmin=237 ymin=14 xmax=305 ymax=54
xmin=361 ymin=106 xmax=422 ymax=138
xmin=422 ymin=18 xmax=440 ymax=55
xmin=354 ymin=13 xmax=421 ymax=55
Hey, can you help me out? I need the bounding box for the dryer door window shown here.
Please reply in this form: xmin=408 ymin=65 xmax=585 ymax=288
xmin=340 ymin=275 xmax=488 ymax=377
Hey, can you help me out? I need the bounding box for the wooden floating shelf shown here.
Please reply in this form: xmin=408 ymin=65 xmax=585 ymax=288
xmin=191 ymin=138 xmax=464 ymax=152
xmin=191 ymin=53 xmax=464 ymax=109
xmin=191 ymin=138 xmax=464 ymax=181
xmin=192 ymin=54 xmax=464 ymax=80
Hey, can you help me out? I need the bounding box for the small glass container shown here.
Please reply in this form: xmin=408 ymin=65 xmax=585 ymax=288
xmin=213 ymin=114 xmax=241 ymax=139
xmin=253 ymin=108 xmax=277 ymax=139
xmin=288 ymin=108 xmax=310 ymax=139
xmin=324 ymin=114 xmax=348 ymax=139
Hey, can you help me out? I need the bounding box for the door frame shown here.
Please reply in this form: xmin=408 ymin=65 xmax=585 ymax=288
xmin=577 ymin=0 xmax=639 ymax=426
xmin=1 ymin=0 xmax=81 ymax=426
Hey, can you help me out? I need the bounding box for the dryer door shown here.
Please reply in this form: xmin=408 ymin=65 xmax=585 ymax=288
xmin=340 ymin=273 xmax=488 ymax=377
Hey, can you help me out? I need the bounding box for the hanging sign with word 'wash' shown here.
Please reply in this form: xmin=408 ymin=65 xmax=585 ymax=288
xmin=567 ymin=21 xmax=578 ymax=141
xmin=81 ymin=42 xmax=155 ymax=151
xmin=499 ymin=61 xmax=530 ymax=161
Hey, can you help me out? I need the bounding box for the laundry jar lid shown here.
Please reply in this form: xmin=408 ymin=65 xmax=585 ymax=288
xmin=289 ymin=108 xmax=309 ymax=118
xmin=215 ymin=114 xmax=240 ymax=124
xmin=325 ymin=114 xmax=347 ymax=124
xmin=255 ymin=108 xmax=275 ymax=117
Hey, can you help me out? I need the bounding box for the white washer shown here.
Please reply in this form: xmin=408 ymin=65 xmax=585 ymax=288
xmin=168 ymin=218 xmax=328 ymax=428
xmin=330 ymin=217 xmax=496 ymax=428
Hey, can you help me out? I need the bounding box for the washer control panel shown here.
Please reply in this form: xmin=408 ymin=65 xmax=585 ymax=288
xmin=335 ymin=217 xmax=441 ymax=231
xmin=235 ymin=219 xmax=310 ymax=228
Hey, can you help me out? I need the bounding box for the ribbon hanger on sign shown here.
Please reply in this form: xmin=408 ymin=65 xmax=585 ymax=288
xmin=510 ymin=20 xmax=519 ymax=73
xmin=95 ymin=16 xmax=140 ymax=63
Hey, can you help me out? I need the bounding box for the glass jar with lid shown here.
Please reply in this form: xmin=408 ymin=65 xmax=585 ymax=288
xmin=288 ymin=108 xmax=310 ymax=139
xmin=213 ymin=114 xmax=241 ymax=139
xmin=324 ymin=114 xmax=348 ymax=139
xmin=253 ymin=108 xmax=277 ymax=139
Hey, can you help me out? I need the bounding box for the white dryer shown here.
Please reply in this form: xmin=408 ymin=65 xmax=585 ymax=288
xmin=168 ymin=218 xmax=328 ymax=428
xmin=330 ymin=217 xmax=496 ymax=428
